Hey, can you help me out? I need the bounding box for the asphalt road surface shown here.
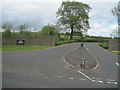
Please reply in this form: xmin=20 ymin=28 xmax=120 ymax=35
xmin=2 ymin=43 xmax=119 ymax=88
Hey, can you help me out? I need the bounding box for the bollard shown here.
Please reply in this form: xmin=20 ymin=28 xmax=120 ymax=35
xmin=80 ymin=58 xmax=85 ymax=68
xmin=82 ymin=60 xmax=85 ymax=68
xmin=81 ymin=43 xmax=84 ymax=47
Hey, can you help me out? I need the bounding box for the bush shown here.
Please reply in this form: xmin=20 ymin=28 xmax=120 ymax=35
xmin=99 ymin=42 xmax=108 ymax=49
xmin=2 ymin=29 xmax=11 ymax=37
xmin=39 ymin=24 xmax=57 ymax=36
xmin=60 ymin=35 xmax=70 ymax=41
xmin=55 ymin=40 xmax=75 ymax=46
xmin=11 ymin=32 xmax=20 ymax=37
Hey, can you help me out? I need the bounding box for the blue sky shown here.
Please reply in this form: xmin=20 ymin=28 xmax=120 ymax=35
xmin=0 ymin=0 xmax=119 ymax=37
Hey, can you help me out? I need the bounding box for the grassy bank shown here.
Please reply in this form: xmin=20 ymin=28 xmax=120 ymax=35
xmin=98 ymin=43 xmax=120 ymax=56
xmin=2 ymin=45 xmax=52 ymax=52
xmin=107 ymin=50 xmax=120 ymax=56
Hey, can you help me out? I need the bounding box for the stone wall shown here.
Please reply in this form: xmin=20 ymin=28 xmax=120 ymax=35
xmin=109 ymin=39 xmax=120 ymax=51
xmin=2 ymin=36 xmax=55 ymax=46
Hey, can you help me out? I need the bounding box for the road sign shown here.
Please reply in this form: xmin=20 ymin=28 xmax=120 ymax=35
xmin=16 ymin=40 xmax=25 ymax=45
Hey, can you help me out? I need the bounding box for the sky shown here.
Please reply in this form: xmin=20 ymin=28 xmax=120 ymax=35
xmin=0 ymin=0 xmax=119 ymax=37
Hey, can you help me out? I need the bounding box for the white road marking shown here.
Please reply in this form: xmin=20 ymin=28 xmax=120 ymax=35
xmin=106 ymin=79 xmax=115 ymax=82
xmin=77 ymin=70 xmax=93 ymax=82
xmin=115 ymin=63 xmax=119 ymax=67
xmin=70 ymin=77 xmax=74 ymax=80
xmin=92 ymin=77 xmax=102 ymax=80
xmin=93 ymin=80 xmax=103 ymax=83
xmin=107 ymin=81 xmax=117 ymax=85
xmin=80 ymin=79 xmax=87 ymax=81
xmin=77 ymin=70 xmax=105 ymax=83
xmin=92 ymin=77 xmax=95 ymax=79
xmin=86 ymin=48 xmax=88 ymax=50
xmin=58 ymin=76 xmax=61 ymax=78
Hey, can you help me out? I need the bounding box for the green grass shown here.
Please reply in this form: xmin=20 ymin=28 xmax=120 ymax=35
xmin=107 ymin=50 xmax=120 ymax=56
xmin=98 ymin=45 xmax=120 ymax=56
xmin=2 ymin=45 xmax=52 ymax=52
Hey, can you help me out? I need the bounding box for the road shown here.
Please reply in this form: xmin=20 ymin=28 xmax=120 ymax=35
xmin=2 ymin=43 xmax=119 ymax=88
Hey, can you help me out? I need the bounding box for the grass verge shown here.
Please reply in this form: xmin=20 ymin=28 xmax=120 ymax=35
xmin=98 ymin=45 xmax=120 ymax=56
xmin=2 ymin=45 xmax=52 ymax=52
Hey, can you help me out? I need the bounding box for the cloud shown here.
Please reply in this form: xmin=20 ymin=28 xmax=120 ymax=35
xmin=86 ymin=2 xmax=118 ymax=37
xmin=88 ymin=23 xmax=118 ymax=37
xmin=1 ymin=1 xmax=119 ymax=37
xmin=2 ymin=2 xmax=60 ymax=30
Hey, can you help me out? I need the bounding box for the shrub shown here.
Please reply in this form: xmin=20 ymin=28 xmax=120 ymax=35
xmin=2 ymin=29 xmax=11 ymax=37
xmin=55 ymin=40 xmax=75 ymax=46
xmin=99 ymin=42 xmax=108 ymax=49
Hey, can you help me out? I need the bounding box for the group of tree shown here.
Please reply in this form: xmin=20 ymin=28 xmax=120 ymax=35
xmin=2 ymin=22 xmax=60 ymax=37
xmin=2 ymin=22 xmax=12 ymax=37
xmin=2 ymin=0 xmax=91 ymax=40
xmin=2 ymin=22 xmax=30 ymax=37
xmin=2 ymin=0 xmax=119 ymax=40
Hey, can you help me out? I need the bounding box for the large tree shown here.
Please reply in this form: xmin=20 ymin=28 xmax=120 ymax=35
xmin=56 ymin=1 xmax=91 ymax=40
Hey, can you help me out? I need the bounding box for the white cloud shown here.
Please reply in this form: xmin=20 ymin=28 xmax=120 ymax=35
xmin=93 ymin=23 xmax=101 ymax=28
xmin=88 ymin=23 xmax=118 ymax=37
xmin=1 ymin=1 xmax=119 ymax=37
xmin=89 ymin=12 xmax=96 ymax=16
xmin=109 ymin=24 xmax=118 ymax=30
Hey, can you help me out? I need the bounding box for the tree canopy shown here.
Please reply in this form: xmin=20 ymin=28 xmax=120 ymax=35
xmin=2 ymin=22 xmax=12 ymax=37
xmin=56 ymin=1 xmax=91 ymax=40
xmin=39 ymin=24 xmax=57 ymax=36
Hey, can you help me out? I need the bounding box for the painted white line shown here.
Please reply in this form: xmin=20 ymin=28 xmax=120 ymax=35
xmin=58 ymin=76 xmax=61 ymax=78
xmin=106 ymin=79 xmax=115 ymax=82
xmin=107 ymin=82 xmax=117 ymax=85
xmin=115 ymin=63 xmax=119 ymax=67
xmin=93 ymin=80 xmax=103 ymax=83
xmin=77 ymin=71 xmax=104 ymax=83
xmin=92 ymin=77 xmax=102 ymax=80
xmin=77 ymin=70 xmax=93 ymax=82
xmin=80 ymin=79 xmax=87 ymax=81
xmin=70 ymin=77 xmax=74 ymax=80
xmin=86 ymin=48 xmax=89 ymax=51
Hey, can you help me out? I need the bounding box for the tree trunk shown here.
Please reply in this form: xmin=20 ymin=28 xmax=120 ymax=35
xmin=70 ymin=25 xmax=73 ymax=40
